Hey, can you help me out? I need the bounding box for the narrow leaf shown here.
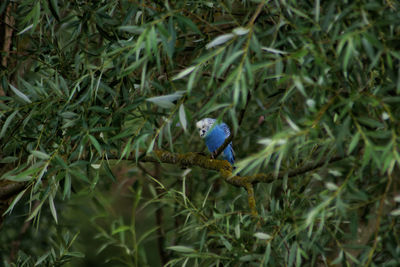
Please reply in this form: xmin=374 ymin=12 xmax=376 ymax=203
xmin=206 ymin=33 xmax=234 ymax=49
xmin=167 ymin=246 xmax=196 ymax=253
xmin=146 ymin=91 xmax=185 ymax=109
xmin=112 ymin=226 xmax=131 ymax=235
xmin=49 ymin=194 xmax=58 ymax=224
xmin=9 ymin=84 xmax=32 ymax=103
xmin=261 ymin=47 xmax=288 ymax=54
xmin=0 ymin=110 xmax=18 ymax=139
xmin=3 ymin=189 xmax=27 ymax=215
xmin=254 ymin=232 xmax=272 ymax=240
xmin=31 ymin=150 xmax=50 ymax=160
xmin=172 ymin=66 xmax=196 ymax=80
xmin=179 ymin=104 xmax=187 ymax=132
xmin=232 ymin=27 xmax=249 ymax=35
xmin=88 ymin=135 xmax=102 ymax=154
xmin=348 ymin=132 xmax=360 ymax=154
xmin=17 ymin=24 xmax=33 ymax=35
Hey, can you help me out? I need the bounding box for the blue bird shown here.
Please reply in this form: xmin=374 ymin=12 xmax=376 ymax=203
xmin=196 ymin=118 xmax=235 ymax=165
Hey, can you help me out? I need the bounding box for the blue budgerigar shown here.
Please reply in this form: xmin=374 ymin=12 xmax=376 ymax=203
xmin=196 ymin=118 xmax=235 ymax=165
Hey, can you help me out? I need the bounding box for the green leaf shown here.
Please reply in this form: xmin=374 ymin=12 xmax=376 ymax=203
xmin=0 ymin=156 xmax=18 ymax=163
xmin=49 ymin=194 xmax=58 ymax=224
xmin=172 ymin=66 xmax=196 ymax=80
xmin=9 ymin=84 xmax=32 ymax=103
xmin=254 ymin=232 xmax=271 ymax=240
xmin=390 ymin=209 xmax=400 ymax=216
xmin=220 ymin=236 xmax=232 ymax=251
xmin=315 ymin=0 xmax=320 ymax=22
xmin=63 ymin=172 xmax=71 ymax=199
xmin=65 ymin=251 xmax=85 ymax=258
xmin=357 ymin=117 xmax=383 ymax=128
xmin=234 ymin=224 xmax=240 ymax=239
xmin=325 ymin=182 xmax=338 ymax=191
xmin=17 ymin=24 xmax=33 ymax=35
xmin=146 ymin=91 xmax=185 ymax=109
xmin=348 ymin=132 xmax=360 ymax=154
xmin=3 ymin=189 xmax=27 ymax=215
xmin=179 ymin=104 xmax=187 ymax=132
xmin=69 ymin=169 xmax=89 ymax=183
xmin=175 ymin=14 xmax=201 ymax=34
xmin=112 ymin=226 xmax=131 ymax=235
xmin=88 ymin=135 xmax=102 ymax=154
xmin=4 ymin=164 xmax=43 ymax=182
xmin=167 ymin=246 xmax=196 ymax=253
xmin=217 ymin=50 xmax=244 ymax=77
xmin=232 ymin=27 xmax=249 ymax=35
xmin=119 ymin=56 xmax=147 ymax=78
xmin=187 ymin=68 xmax=198 ymax=93
xmin=264 ymin=243 xmax=271 ymax=265
xmin=27 ymin=199 xmax=45 ymax=222
xmin=343 ymin=39 xmax=353 ymax=71
xmin=288 ymin=243 xmax=297 ymax=267
xmin=118 ymin=25 xmax=144 ymax=34
xmin=31 ymin=150 xmax=50 ymax=160
xmin=0 ymin=110 xmax=18 ymax=139
xmin=261 ymin=47 xmax=288 ymax=55
xmin=35 ymin=252 xmax=51 ymax=266
xmin=48 ymin=0 xmax=60 ymax=21
xmin=103 ymin=162 xmax=116 ymax=182
xmin=206 ymin=33 xmax=234 ymax=49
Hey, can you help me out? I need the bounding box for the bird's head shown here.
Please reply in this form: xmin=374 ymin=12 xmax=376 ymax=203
xmin=196 ymin=118 xmax=216 ymax=138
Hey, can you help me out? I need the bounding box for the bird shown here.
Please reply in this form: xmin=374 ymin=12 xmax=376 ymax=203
xmin=196 ymin=118 xmax=235 ymax=165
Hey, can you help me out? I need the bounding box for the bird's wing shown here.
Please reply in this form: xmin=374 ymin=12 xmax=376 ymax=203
xmin=220 ymin=123 xmax=231 ymax=138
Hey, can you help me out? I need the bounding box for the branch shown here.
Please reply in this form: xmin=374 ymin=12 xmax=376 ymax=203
xmin=137 ymin=163 xmax=169 ymax=265
xmin=248 ymin=1 xmax=266 ymax=26
xmin=0 ymin=151 xmax=345 ymax=224
xmin=365 ymin=172 xmax=393 ymax=265
xmin=0 ymin=181 xmax=27 ymax=200
xmin=126 ymin=150 xmax=345 ymax=214
xmin=245 ymin=183 xmax=258 ymax=217
xmin=1 ymin=3 xmax=15 ymax=68
xmin=126 ymin=150 xmax=346 ymax=187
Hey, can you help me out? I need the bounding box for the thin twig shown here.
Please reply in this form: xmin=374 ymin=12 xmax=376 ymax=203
xmin=137 ymin=163 xmax=169 ymax=265
xmin=248 ymin=1 xmax=266 ymax=26
xmin=365 ymin=172 xmax=393 ymax=266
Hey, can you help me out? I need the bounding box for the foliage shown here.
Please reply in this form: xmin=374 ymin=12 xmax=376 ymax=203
xmin=1 ymin=0 xmax=400 ymax=266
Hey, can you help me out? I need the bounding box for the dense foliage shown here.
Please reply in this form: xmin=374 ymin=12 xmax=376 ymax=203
xmin=1 ymin=0 xmax=400 ymax=266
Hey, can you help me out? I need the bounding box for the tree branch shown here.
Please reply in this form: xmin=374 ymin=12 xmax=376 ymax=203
xmin=245 ymin=183 xmax=258 ymax=217
xmin=122 ymin=150 xmax=346 ymax=213
xmin=137 ymin=163 xmax=168 ymax=265
xmin=0 ymin=181 xmax=27 ymax=200
xmin=124 ymin=150 xmax=346 ymax=187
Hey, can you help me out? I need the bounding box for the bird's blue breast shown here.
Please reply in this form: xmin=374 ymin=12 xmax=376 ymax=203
xmin=205 ymin=124 xmax=235 ymax=165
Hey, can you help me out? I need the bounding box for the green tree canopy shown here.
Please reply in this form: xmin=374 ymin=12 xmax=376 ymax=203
xmin=0 ymin=0 xmax=400 ymax=266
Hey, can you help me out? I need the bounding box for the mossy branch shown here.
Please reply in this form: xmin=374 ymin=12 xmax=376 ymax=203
xmin=126 ymin=150 xmax=345 ymax=214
